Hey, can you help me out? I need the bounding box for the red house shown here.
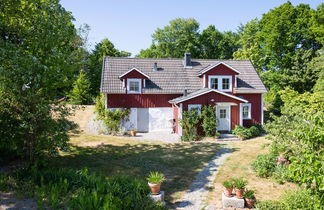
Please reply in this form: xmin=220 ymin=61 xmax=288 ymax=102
xmin=100 ymin=53 xmax=267 ymax=135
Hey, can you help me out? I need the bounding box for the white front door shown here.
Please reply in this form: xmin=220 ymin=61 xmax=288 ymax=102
xmin=217 ymin=106 xmax=230 ymax=131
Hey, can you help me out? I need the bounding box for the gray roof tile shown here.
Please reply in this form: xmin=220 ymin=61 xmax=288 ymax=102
xmin=101 ymin=57 xmax=267 ymax=94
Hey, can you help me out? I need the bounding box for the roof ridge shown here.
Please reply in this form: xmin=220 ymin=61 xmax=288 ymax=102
xmin=104 ymin=56 xmax=251 ymax=62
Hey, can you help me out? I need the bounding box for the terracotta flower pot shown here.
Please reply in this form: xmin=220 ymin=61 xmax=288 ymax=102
xmin=235 ymin=188 xmax=244 ymax=198
xmin=148 ymin=182 xmax=161 ymax=194
xmin=224 ymin=187 xmax=233 ymax=197
xmin=130 ymin=130 xmax=137 ymax=136
xmin=245 ymin=198 xmax=256 ymax=208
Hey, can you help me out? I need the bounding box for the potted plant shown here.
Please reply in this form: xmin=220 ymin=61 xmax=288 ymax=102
xmin=222 ymin=179 xmax=234 ymax=197
xmin=233 ymin=178 xmax=247 ymax=199
xmin=146 ymin=171 xmax=165 ymax=194
xmin=243 ymin=189 xmax=256 ymax=208
xmin=130 ymin=129 xmax=137 ymax=136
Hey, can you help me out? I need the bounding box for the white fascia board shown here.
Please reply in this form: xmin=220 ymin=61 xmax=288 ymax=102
xmin=119 ymin=68 xmax=150 ymax=79
xmin=198 ymin=62 xmax=241 ymax=76
xmin=172 ymin=89 xmax=248 ymax=104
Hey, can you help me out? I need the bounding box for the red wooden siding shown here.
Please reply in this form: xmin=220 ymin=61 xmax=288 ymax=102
xmin=107 ymin=94 xmax=181 ymax=108
xmin=231 ymin=105 xmax=239 ymax=129
xmin=181 ymin=91 xmax=241 ymax=111
xmin=201 ymin=63 xmax=238 ymax=93
xmin=237 ymin=94 xmax=262 ymax=126
xmin=120 ymin=70 xmax=148 ymax=79
xmin=172 ymin=105 xmax=179 ymax=133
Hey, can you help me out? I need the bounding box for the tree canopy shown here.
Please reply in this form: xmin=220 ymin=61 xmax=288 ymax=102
xmin=0 ymin=0 xmax=80 ymax=162
xmin=137 ymin=18 xmax=240 ymax=59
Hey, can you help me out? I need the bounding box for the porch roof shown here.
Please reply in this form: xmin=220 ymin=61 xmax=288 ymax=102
xmin=169 ymin=88 xmax=248 ymax=104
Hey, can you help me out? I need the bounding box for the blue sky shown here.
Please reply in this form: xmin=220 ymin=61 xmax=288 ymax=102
xmin=60 ymin=0 xmax=322 ymax=56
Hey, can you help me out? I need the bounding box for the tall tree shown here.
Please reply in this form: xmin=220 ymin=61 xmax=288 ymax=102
xmin=68 ymin=70 xmax=92 ymax=104
xmin=0 ymin=0 xmax=79 ymax=162
xmin=199 ymin=25 xmax=240 ymax=59
xmin=138 ymin=18 xmax=201 ymax=58
xmin=88 ymin=38 xmax=130 ymax=96
xmin=234 ymin=2 xmax=322 ymax=88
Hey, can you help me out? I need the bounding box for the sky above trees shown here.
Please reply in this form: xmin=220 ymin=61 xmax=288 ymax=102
xmin=60 ymin=0 xmax=322 ymax=55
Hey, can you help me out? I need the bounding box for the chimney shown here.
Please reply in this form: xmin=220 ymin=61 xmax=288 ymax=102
xmin=183 ymin=89 xmax=188 ymax=96
xmin=184 ymin=52 xmax=191 ymax=68
xmin=153 ymin=62 xmax=158 ymax=71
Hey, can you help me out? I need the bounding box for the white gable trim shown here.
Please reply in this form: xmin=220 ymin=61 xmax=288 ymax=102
xmin=119 ymin=68 xmax=150 ymax=79
xmin=198 ymin=62 xmax=241 ymax=76
xmin=172 ymin=89 xmax=248 ymax=104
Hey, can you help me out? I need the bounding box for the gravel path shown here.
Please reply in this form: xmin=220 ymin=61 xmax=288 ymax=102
xmin=176 ymin=147 xmax=232 ymax=210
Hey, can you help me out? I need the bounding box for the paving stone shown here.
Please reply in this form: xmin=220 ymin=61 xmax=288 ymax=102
xmin=176 ymin=148 xmax=232 ymax=210
xmin=149 ymin=191 xmax=165 ymax=205
xmin=222 ymin=192 xmax=245 ymax=208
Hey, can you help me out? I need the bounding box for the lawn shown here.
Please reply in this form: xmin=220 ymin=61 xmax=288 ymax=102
xmin=49 ymin=132 xmax=221 ymax=204
xmin=207 ymin=136 xmax=298 ymax=208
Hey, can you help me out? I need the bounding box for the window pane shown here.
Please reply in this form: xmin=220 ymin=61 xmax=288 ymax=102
xmin=243 ymin=106 xmax=249 ymax=118
xmin=222 ymin=78 xmax=230 ymax=90
xmin=129 ymin=81 xmax=139 ymax=92
xmin=211 ymin=78 xmax=218 ymax=89
xmin=220 ymin=109 xmax=226 ymax=118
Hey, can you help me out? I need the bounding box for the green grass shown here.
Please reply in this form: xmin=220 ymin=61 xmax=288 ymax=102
xmin=50 ymin=133 xmax=220 ymax=203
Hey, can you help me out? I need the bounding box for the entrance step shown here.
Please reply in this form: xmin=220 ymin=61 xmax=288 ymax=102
xmin=218 ymin=133 xmax=240 ymax=141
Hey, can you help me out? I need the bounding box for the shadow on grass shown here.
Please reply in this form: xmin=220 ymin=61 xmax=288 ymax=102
xmin=50 ymin=140 xmax=236 ymax=203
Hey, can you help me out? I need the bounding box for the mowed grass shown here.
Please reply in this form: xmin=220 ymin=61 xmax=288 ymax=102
xmin=207 ymin=137 xmax=298 ymax=208
xmin=50 ymin=133 xmax=220 ymax=203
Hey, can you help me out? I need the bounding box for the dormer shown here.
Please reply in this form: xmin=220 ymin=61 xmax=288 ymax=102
xmin=198 ymin=62 xmax=240 ymax=93
xmin=119 ymin=68 xmax=150 ymax=94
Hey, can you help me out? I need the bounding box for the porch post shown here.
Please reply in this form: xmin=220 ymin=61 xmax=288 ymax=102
xmin=239 ymin=103 xmax=243 ymax=126
xmin=178 ymin=103 xmax=183 ymax=136
xmin=261 ymin=94 xmax=264 ymax=125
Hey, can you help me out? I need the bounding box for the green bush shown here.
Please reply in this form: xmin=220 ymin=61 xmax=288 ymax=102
xmin=201 ymin=105 xmax=217 ymax=137
xmin=95 ymin=95 xmax=130 ymax=135
xmin=3 ymin=168 xmax=164 ymax=210
xmin=255 ymin=189 xmax=323 ymax=210
xmin=232 ymin=125 xmax=264 ymax=140
xmin=272 ymin=164 xmax=291 ymax=184
xmin=180 ymin=109 xmax=201 ymax=141
xmin=255 ymin=200 xmax=286 ymax=210
xmin=251 ymin=153 xmax=277 ymax=178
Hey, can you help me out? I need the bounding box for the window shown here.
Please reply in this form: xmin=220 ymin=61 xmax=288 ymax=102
xmin=220 ymin=109 xmax=227 ymax=118
xmin=188 ymin=104 xmax=201 ymax=114
xmin=208 ymin=76 xmax=232 ymax=91
xmin=222 ymin=78 xmax=230 ymax=90
xmin=210 ymin=78 xmax=218 ymax=89
xmin=242 ymin=103 xmax=251 ymax=119
xmin=127 ymin=79 xmax=141 ymax=93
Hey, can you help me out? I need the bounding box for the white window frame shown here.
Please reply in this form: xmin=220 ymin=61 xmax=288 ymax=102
xmin=208 ymin=75 xmax=232 ymax=92
xmin=241 ymin=103 xmax=251 ymax=120
xmin=188 ymin=104 xmax=201 ymax=114
xmin=127 ymin=78 xmax=141 ymax=94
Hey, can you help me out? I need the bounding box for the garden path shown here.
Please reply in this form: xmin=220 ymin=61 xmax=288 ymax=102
xmin=175 ymin=147 xmax=232 ymax=210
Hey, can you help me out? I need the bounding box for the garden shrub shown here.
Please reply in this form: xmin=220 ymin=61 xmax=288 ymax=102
xmin=232 ymin=124 xmax=264 ymax=140
xmin=255 ymin=189 xmax=323 ymax=210
xmin=251 ymin=153 xmax=277 ymax=178
xmin=255 ymin=200 xmax=286 ymax=210
xmin=95 ymin=94 xmax=130 ymax=135
xmin=2 ymin=168 xmax=164 ymax=210
xmin=201 ymin=105 xmax=217 ymax=137
xmin=266 ymin=89 xmax=324 ymax=192
xmin=180 ymin=109 xmax=201 ymax=141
